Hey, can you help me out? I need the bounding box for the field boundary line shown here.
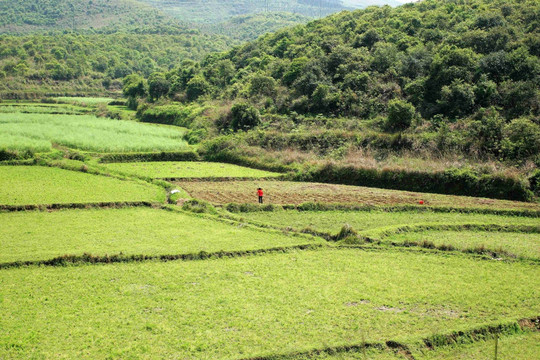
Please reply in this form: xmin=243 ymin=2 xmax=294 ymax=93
xmin=164 ymin=205 xmax=323 ymax=243
xmin=164 ymin=176 xmax=286 ymax=182
xmin=222 ymin=202 xmax=540 ymax=218
xmin=239 ymin=316 xmax=540 ymax=360
xmin=211 ymin=214 xmax=540 ymax=263
xmin=359 ymin=223 xmax=540 ymax=263
xmin=0 ymin=244 xmax=325 ymax=269
xmin=0 ymin=201 xmax=158 ymax=213
xmin=370 ymin=223 xmax=540 ymax=239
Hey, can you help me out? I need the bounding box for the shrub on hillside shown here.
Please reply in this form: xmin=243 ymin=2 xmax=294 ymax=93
xmin=148 ymin=72 xmax=170 ymax=101
xmin=292 ymin=163 xmax=533 ymax=202
xmin=385 ymin=99 xmax=415 ymax=131
xmin=529 ymin=170 xmax=540 ymax=196
xmin=222 ymin=103 xmax=261 ymax=132
xmin=138 ymin=105 xmax=202 ymax=127
xmin=182 ymin=199 xmax=217 ymax=214
xmin=501 ymin=118 xmax=540 ymax=160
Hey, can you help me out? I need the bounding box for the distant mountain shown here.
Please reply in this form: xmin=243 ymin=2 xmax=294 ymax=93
xmin=204 ymin=12 xmax=311 ymax=42
xmin=0 ymin=0 xmax=186 ymax=33
xmin=139 ymin=0 xmax=402 ymax=26
xmin=139 ymin=0 xmax=346 ymax=24
xmin=343 ymin=0 xmax=402 ymax=7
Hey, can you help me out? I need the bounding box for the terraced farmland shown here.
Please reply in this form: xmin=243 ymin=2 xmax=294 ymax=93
xmin=0 ymin=207 xmax=320 ymax=265
xmin=239 ymin=209 xmax=540 ymax=235
xmin=0 ymin=112 xmax=188 ymax=152
xmin=104 ymin=161 xmax=282 ymax=179
xmin=0 ymin=104 xmax=538 ymax=359
xmin=179 ymin=180 xmax=540 ymax=211
xmin=381 ymin=228 xmax=540 ymax=260
xmin=1 ymin=249 xmax=538 ymax=359
xmin=0 ymin=166 xmax=164 ymax=205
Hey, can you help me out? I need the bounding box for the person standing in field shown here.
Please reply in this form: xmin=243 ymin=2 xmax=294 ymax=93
xmin=257 ymin=188 xmax=264 ymax=204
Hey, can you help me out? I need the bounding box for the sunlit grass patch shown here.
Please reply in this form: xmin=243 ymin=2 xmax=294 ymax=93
xmin=0 ymin=103 xmax=88 ymax=115
xmin=0 ymin=249 xmax=538 ymax=359
xmin=0 ymin=166 xmax=164 ymax=205
xmin=384 ymin=229 xmax=540 ymax=260
xmin=0 ymin=207 xmax=321 ymax=264
xmin=239 ymin=210 xmax=540 ymax=235
xmin=0 ymin=112 xmax=189 ymax=152
xmin=104 ymin=161 xmax=282 ymax=179
xmin=53 ymin=97 xmax=115 ymax=105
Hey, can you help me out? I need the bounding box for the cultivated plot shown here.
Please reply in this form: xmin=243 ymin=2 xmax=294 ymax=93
xmin=0 ymin=166 xmax=164 ymax=205
xmin=0 ymin=207 xmax=321 ymax=264
xmin=0 ymin=249 xmax=538 ymax=359
xmin=0 ymin=103 xmax=88 ymax=115
xmin=0 ymin=112 xmax=188 ymax=152
xmin=383 ymin=230 xmax=540 ymax=260
xmin=104 ymin=161 xmax=282 ymax=179
xmin=239 ymin=210 xmax=540 ymax=235
xmin=53 ymin=97 xmax=116 ymax=105
xmin=179 ymin=180 xmax=540 ymax=210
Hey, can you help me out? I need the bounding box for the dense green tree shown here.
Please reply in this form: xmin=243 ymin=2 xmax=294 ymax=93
xmin=148 ymin=72 xmax=170 ymax=101
xmin=122 ymin=74 xmax=147 ymax=98
xmin=501 ymin=118 xmax=540 ymax=160
xmin=438 ymin=80 xmax=476 ymax=119
xmin=186 ymin=75 xmax=211 ymax=101
xmin=229 ymin=103 xmax=261 ymax=131
xmin=467 ymin=107 xmax=504 ymax=155
xmin=249 ymin=74 xmax=277 ymax=98
xmin=386 ymin=99 xmax=415 ymax=131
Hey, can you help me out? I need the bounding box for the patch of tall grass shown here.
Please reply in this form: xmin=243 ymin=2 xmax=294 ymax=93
xmin=0 ymin=113 xmax=189 ymax=152
xmin=53 ymin=97 xmax=115 ymax=105
xmin=0 ymin=134 xmax=51 ymax=152
xmin=0 ymin=104 xmax=87 ymax=115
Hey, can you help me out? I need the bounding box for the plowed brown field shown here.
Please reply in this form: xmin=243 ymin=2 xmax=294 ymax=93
xmin=177 ymin=180 xmax=540 ymax=210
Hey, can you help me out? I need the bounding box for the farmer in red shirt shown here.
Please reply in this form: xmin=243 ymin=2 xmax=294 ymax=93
xmin=257 ymin=188 xmax=264 ymax=204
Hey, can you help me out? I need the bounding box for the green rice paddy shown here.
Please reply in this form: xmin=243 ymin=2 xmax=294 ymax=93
xmin=0 ymin=166 xmax=164 ymax=205
xmin=239 ymin=210 xmax=540 ymax=235
xmin=0 ymin=207 xmax=320 ymax=264
xmin=0 ymin=249 xmax=538 ymax=359
xmin=383 ymin=229 xmax=540 ymax=260
xmin=0 ymin=108 xmax=538 ymax=359
xmin=0 ymin=112 xmax=188 ymax=152
xmin=104 ymin=161 xmax=282 ymax=178
xmin=53 ymin=97 xmax=116 ymax=105
xmin=0 ymin=103 xmax=88 ymax=115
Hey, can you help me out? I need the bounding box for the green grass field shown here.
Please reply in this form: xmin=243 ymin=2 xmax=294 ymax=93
xmin=0 ymin=103 xmax=88 ymax=115
xmin=383 ymin=230 xmax=540 ymax=260
xmin=0 ymin=166 xmax=164 ymax=205
xmin=179 ymin=180 xmax=540 ymax=210
xmin=1 ymin=105 xmax=538 ymax=359
xmin=0 ymin=248 xmax=538 ymax=359
xmin=239 ymin=210 xmax=540 ymax=235
xmin=0 ymin=112 xmax=188 ymax=152
xmin=104 ymin=161 xmax=282 ymax=179
xmin=0 ymin=207 xmax=320 ymax=264
xmin=53 ymin=97 xmax=116 ymax=105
